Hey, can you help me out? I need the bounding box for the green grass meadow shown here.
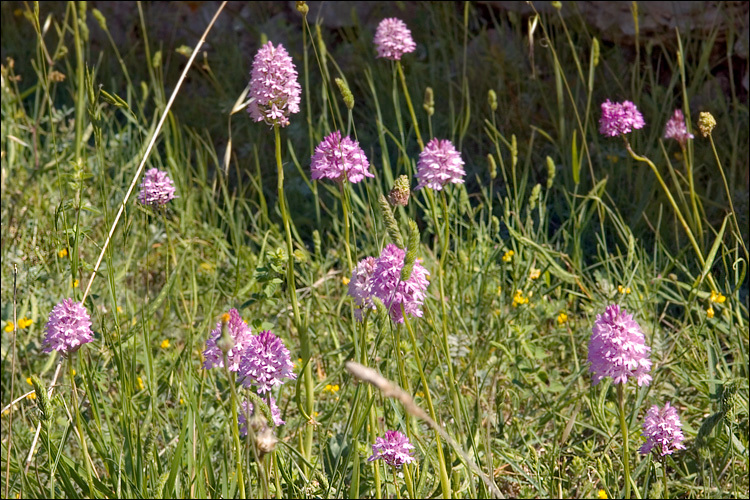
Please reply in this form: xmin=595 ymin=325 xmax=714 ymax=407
xmin=1 ymin=2 xmax=748 ymax=498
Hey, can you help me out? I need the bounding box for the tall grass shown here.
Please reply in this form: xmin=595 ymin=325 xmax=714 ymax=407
xmin=1 ymin=2 xmax=748 ymax=498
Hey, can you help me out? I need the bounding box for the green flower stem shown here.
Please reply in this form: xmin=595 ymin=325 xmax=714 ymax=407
xmin=273 ymin=126 xmax=313 ymax=464
xmin=708 ymin=135 xmax=749 ymax=261
xmin=402 ymin=307 xmax=452 ymax=499
xmin=425 ymin=189 xmax=467 ymax=455
xmin=222 ymin=365 xmax=245 ymax=499
xmin=360 ymin=318 xmax=383 ymax=499
xmin=681 ymin=145 xmax=704 ymax=250
xmin=340 ymin=183 xmax=354 ymax=273
xmin=617 ymin=384 xmax=631 ymax=500
xmin=662 ymin=456 xmax=668 ymax=500
xmin=392 ymin=465 xmax=402 ymax=499
xmin=396 ymin=60 xmax=424 ymax=151
xmin=388 ymin=324 xmax=416 ymax=498
xmin=625 ymin=142 xmax=716 ymax=290
xmin=69 ymin=355 xmax=96 ymax=498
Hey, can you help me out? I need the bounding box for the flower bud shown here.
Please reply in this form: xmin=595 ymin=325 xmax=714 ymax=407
xmin=423 ymin=87 xmax=434 ymax=116
xmin=388 ymin=175 xmax=411 ymax=207
xmin=488 ymin=89 xmax=498 ymax=112
xmin=335 ymin=77 xmax=354 ymax=110
xmin=698 ymin=111 xmax=716 ymax=137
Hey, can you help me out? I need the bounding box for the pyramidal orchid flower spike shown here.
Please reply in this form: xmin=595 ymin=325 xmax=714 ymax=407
xmin=43 ymin=298 xmax=94 ymax=354
xmin=239 ymin=330 xmax=297 ymax=394
xmin=138 ymin=168 xmax=176 ymax=207
xmin=599 ymin=99 xmax=645 ymax=137
xmin=203 ymin=309 xmax=254 ymax=372
xmin=368 ymin=430 xmax=416 ymax=468
xmin=348 ymin=256 xmax=378 ymax=321
xmin=664 ymin=109 xmax=694 ymax=147
xmin=374 ymin=18 xmax=416 ymax=61
xmin=248 ymin=41 xmax=301 ymax=128
xmin=369 ymin=243 xmax=430 ymax=323
xmin=415 ymin=138 xmax=466 ymax=191
xmin=311 ymin=131 xmax=373 ymax=184
xmin=639 ymin=402 xmax=686 ymax=456
xmin=588 ymin=304 xmax=652 ymax=386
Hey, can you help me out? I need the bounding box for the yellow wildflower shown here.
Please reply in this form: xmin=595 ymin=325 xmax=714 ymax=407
xmin=72 ymin=279 xmax=79 ymax=288
xmin=598 ymin=489 xmax=608 ymax=499
xmin=137 ymin=377 xmax=145 ymax=391
xmin=709 ymin=291 xmax=726 ymax=303
xmin=160 ymin=339 xmax=170 ymax=349
xmin=27 ymin=391 xmax=36 ymax=400
xmin=529 ymin=268 xmax=541 ymax=280
xmin=18 ymin=317 xmax=33 ymax=329
xmin=220 ymin=312 xmax=231 ymax=323
xmin=5 ymin=322 xmax=14 ymax=332
xmin=342 ymin=276 xmax=350 ymax=285
xmin=26 ymin=377 xmax=33 ymax=385
xmin=618 ymin=285 xmax=631 ymax=294
xmin=502 ymin=250 xmax=514 ymax=262
xmin=117 ymin=306 xmax=123 ymax=314
xmin=512 ymin=289 xmax=529 ymax=307
xmin=58 ymin=248 xmax=68 ymax=258
xmin=179 ymin=398 xmax=184 ymax=405
xmin=707 ymin=307 xmax=715 ymax=319
xmin=557 ymin=312 xmax=568 ymax=325
xmin=324 ymin=384 xmax=340 ymax=394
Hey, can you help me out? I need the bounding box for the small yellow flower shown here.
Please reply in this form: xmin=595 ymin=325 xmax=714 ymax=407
xmin=137 ymin=377 xmax=145 ymax=391
xmin=58 ymin=248 xmax=68 ymax=258
xmin=342 ymin=276 xmax=350 ymax=285
xmin=179 ymin=398 xmax=184 ymax=405
xmin=117 ymin=306 xmax=123 ymax=314
xmin=598 ymin=489 xmax=608 ymax=499
xmin=27 ymin=391 xmax=36 ymax=400
xmin=71 ymin=369 xmax=75 ymax=376
xmin=512 ymin=289 xmax=529 ymax=307
xmin=297 ymin=358 xmax=303 ymax=367
xmin=199 ymin=262 xmax=215 ymax=272
xmin=709 ymin=291 xmax=726 ymax=303
xmin=618 ymin=285 xmax=631 ymax=294
xmin=502 ymin=250 xmax=514 ymax=262
xmin=220 ymin=312 xmax=231 ymax=324
xmin=26 ymin=377 xmax=33 ymax=385
xmin=4 ymin=322 xmax=14 ymax=332
xmin=557 ymin=312 xmax=568 ymax=325
xmin=324 ymin=384 xmax=340 ymax=394
xmin=72 ymin=279 xmax=79 ymax=288
xmin=707 ymin=307 xmax=715 ymax=319
xmin=18 ymin=317 xmax=33 ymax=329
xmin=529 ymin=268 xmax=541 ymax=280
xmin=160 ymin=339 xmax=170 ymax=349
xmin=496 ymin=286 xmax=502 ymax=296
xmin=2 ymin=409 xmax=9 ymax=417
xmin=415 ymin=391 xmax=425 ymax=399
